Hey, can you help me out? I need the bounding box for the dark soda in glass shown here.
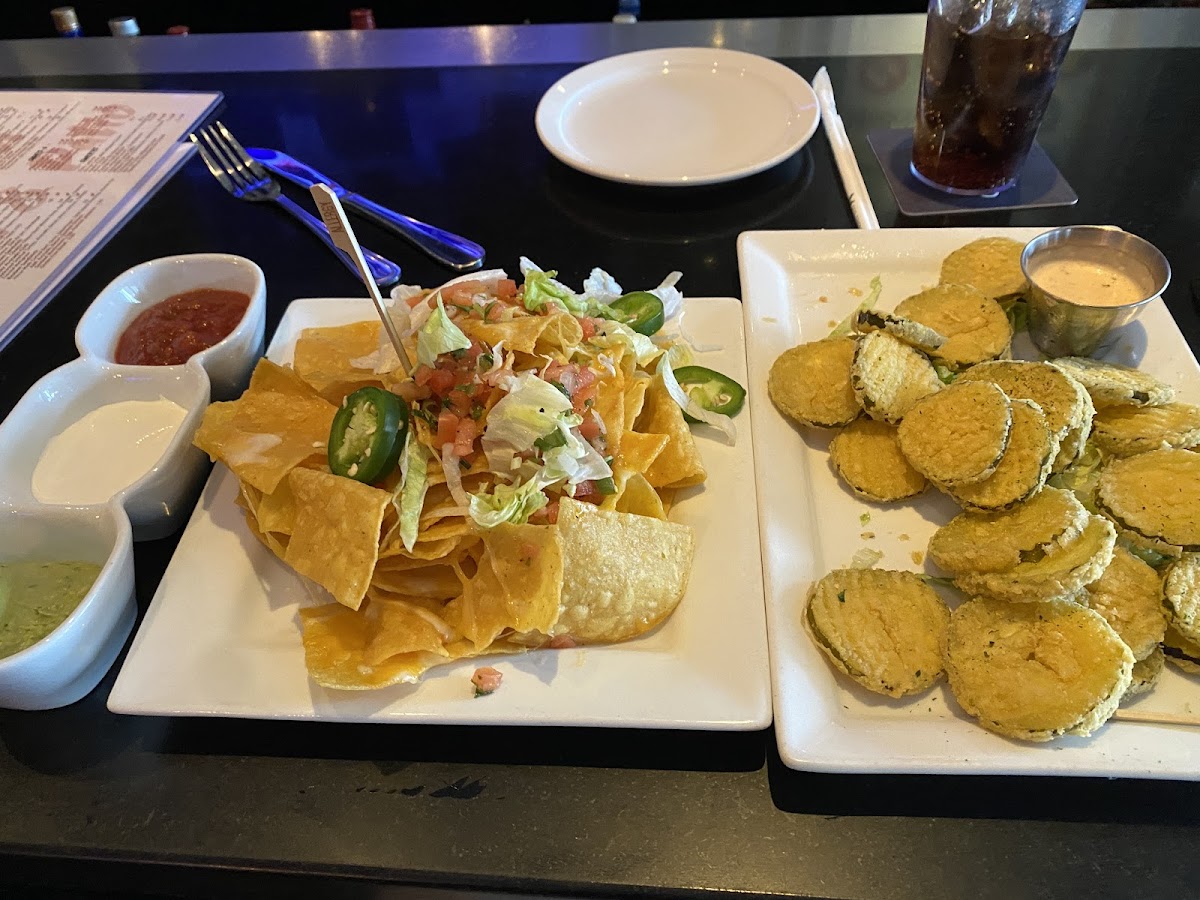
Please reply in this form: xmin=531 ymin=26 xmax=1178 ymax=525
xmin=911 ymin=0 xmax=1084 ymax=195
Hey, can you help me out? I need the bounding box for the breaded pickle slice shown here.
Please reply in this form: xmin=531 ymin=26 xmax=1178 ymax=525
xmin=945 ymin=596 xmax=1133 ymax=742
xmin=959 ymin=360 xmax=1086 ymax=443
xmin=806 ymin=569 xmax=949 ymax=698
xmin=768 ymin=337 xmax=860 ymax=428
xmin=939 ymin=237 xmax=1028 ymax=303
xmin=854 ymin=308 xmax=946 ymax=353
xmin=829 ymin=418 xmax=928 ymax=503
xmin=1085 ymin=545 xmax=1166 ymax=661
xmin=1164 ymin=553 xmax=1200 ymax=644
xmin=898 ymin=381 xmax=1011 ymax=486
xmin=1054 ymin=387 xmax=1095 ymax=472
xmin=1164 ymin=625 xmax=1200 ymax=674
xmin=850 ymin=330 xmax=942 ymax=425
xmin=947 ymin=399 xmax=1056 ymax=512
xmin=929 ymin=487 xmax=1090 ymax=575
xmin=954 ymin=515 xmax=1116 ymax=602
xmin=1097 ymin=449 xmax=1200 ymax=549
xmin=1124 ymin=646 xmax=1165 ymax=698
xmin=1092 ymin=402 xmax=1200 ymax=457
xmin=896 ymin=284 xmax=1013 ymax=369
xmin=1051 ymin=357 xmax=1175 ymax=409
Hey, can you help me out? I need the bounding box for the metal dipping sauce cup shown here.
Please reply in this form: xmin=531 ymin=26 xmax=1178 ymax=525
xmin=1021 ymin=226 xmax=1171 ymax=358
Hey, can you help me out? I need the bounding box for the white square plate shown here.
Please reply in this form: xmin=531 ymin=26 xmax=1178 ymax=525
xmin=739 ymin=227 xmax=1200 ymax=778
xmin=108 ymin=297 xmax=772 ymax=730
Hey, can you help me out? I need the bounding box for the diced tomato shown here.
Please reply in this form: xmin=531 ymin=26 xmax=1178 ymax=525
xmin=549 ymin=634 xmax=578 ymax=649
xmin=578 ymin=414 xmax=602 ymax=441
xmin=427 ymin=368 xmax=457 ymax=397
xmin=413 ymin=365 xmax=434 ymax=387
xmin=394 ymin=380 xmax=430 ymax=403
xmin=573 ymin=480 xmax=599 ymax=500
xmin=447 ymin=388 xmax=473 ymax=416
xmin=484 ymin=301 xmax=505 ymax=321
xmin=436 ymin=410 xmax=459 ymax=447
xmin=543 ymin=361 xmax=566 ymax=385
xmin=453 ymin=417 xmax=477 ymax=457
xmin=579 ymin=317 xmax=596 ymax=341
xmin=471 ymin=666 xmax=503 ymax=696
xmin=494 ymin=278 xmax=517 ymax=301
xmin=404 ymin=291 xmax=429 ymax=309
xmin=572 ymin=383 xmax=598 ymax=415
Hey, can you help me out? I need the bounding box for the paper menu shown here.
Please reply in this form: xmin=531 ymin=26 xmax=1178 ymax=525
xmin=0 ymin=89 xmax=222 ymax=351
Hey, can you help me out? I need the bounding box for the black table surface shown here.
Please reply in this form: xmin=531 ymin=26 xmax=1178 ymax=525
xmin=1 ymin=47 xmax=1200 ymax=900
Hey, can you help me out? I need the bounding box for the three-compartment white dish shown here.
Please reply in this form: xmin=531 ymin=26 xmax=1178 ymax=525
xmin=0 ymin=253 xmax=265 ymax=709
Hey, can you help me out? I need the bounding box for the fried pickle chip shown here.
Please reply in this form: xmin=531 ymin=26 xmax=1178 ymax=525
xmin=1124 ymin=646 xmax=1165 ymax=698
xmin=895 ymin=283 xmax=1012 ymax=369
xmin=299 ymin=600 xmax=448 ymax=691
xmin=1054 ymin=387 xmax=1094 ymax=472
xmin=768 ymin=337 xmax=860 ymax=428
xmin=897 ymin=381 xmax=1011 ymax=486
xmin=1164 ymin=553 xmax=1200 ymax=644
xmin=806 ymin=569 xmax=949 ymax=698
xmin=853 ymin=309 xmax=946 ymax=353
xmin=850 ymin=330 xmax=942 ymax=424
xmin=947 ymin=399 xmax=1056 ymax=512
xmin=929 ymin=487 xmax=1091 ymax=575
xmin=444 ymin=522 xmax=563 ymax=649
xmin=549 ymin=498 xmax=694 ymax=643
xmin=1086 ymin=545 xmax=1166 ymax=660
xmin=955 ymin=515 xmax=1116 ymax=602
xmin=1097 ymin=449 xmax=1200 ymax=548
xmin=1164 ymin=625 xmax=1200 ymax=674
xmin=194 ymin=381 xmax=338 ymax=494
xmin=959 ymin=360 xmax=1087 ymax=445
xmin=829 ymin=418 xmax=927 ymax=502
xmin=637 ymin=375 xmax=707 ymax=489
xmin=945 ymin=596 xmax=1133 ymax=741
xmin=283 ymin=468 xmax=392 ymax=611
xmin=1050 ymin=357 xmax=1175 ymax=409
xmin=1092 ymin=402 xmax=1200 ymax=457
xmin=939 ymin=237 xmax=1028 ymax=302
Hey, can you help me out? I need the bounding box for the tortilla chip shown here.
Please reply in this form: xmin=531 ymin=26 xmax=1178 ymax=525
xmin=611 ymin=471 xmax=667 ymax=520
xmin=243 ymin=506 xmax=289 ymax=557
xmin=194 ymin=390 xmax=336 ymax=494
xmin=624 ymin=377 xmax=650 ymax=430
xmin=594 ymin=370 xmax=626 ymax=458
xmin=299 ymin=602 xmax=445 ymax=690
xmin=636 ymin=375 xmax=707 ymax=489
xmin=444 ymin=522 xmax=563 ymax=649
xmin=248 ymin=358 xmax=321 ymax=399
xmin=618 ymin=430 xmax=671 ymax=476
xmin=256 ymin=477 xmax=298 ymax=535
xmin=535 ymin=311 xmax=584 ymax=359
xmin=284 ymin=468 xmax=391 ymax=611
xmin=292 ymin=321 xmax=382 ymax=402
xmin=371 ymin=562 xmax=462 ymax=601
xmin=550 ymin=498 xmax=694 ymax=642
xmin=459 ymin=315 xmax=550 ymax=355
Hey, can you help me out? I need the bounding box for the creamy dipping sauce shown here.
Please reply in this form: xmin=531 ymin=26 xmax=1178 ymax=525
xmin=32 ymin=398 xmax=188 ymax=505
xmin=1029 ymin=248 xmax=1158 ymax=307
xmin=0 ymin=560 xmax=101 ymax=659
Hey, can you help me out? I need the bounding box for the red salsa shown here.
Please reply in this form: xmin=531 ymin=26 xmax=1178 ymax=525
xmin=114 ymin=288 xmax=250 ymax=366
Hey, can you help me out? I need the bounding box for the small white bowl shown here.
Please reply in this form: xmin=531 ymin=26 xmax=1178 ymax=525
xmin=0 ymin=503 xmax=134 ymax=710
xmin=76 ymin=253 xmax=266 ymax=401
xmin=0 ymin=356 xmax=210 ymax=541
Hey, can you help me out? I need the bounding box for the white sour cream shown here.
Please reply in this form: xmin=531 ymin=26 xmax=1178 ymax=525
xmin=1030 ymin=248 xmax=1158 ymax=308
xmin=32 ymin=398 xmax=188 ymax=505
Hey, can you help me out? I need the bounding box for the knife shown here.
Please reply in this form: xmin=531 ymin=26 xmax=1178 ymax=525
xmin=248 ymin=147 xmax=485 ymax=272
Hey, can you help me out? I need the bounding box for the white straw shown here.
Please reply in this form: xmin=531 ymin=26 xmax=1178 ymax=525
xmin=812 ymin=66 xmax=880 ymax=230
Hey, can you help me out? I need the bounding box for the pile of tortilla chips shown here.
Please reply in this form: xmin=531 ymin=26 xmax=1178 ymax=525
xmin=194 ymin=306 xmax=703 ymax=690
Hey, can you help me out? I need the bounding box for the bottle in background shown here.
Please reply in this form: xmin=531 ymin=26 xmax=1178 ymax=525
xmin=50 ymin=6 xmax=82 ymax=37
xmin=108 ymin=16 xmax=140 ymax=37
xmin=166 ymin=25 xmax=190 ymax=35
xmin=612 ymin=0 xmax=640 ymax=23
xmin=350 ymin=8 xmax=376 ymax=29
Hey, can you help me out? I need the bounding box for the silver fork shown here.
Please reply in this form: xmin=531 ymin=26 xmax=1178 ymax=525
xmin=190 ymin=121 xmax=401 ymax=287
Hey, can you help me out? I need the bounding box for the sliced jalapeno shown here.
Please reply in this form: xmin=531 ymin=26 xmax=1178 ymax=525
xmin=328 ymin=386 xmax=408 ymax=484
xmin=608 ymin=291 xmax=665 ymax=336
xmin=673 ymin=365 xmax=746 ymax=423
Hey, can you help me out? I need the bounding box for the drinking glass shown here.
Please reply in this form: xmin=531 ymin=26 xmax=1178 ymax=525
xmin=910 ymin=0 xmax=1086 ymax=196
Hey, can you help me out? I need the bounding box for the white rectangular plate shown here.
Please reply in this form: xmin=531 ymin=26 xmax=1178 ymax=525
xmin=109 ymin=297 xmax=771 ymax=730
xmin=739 ymin=227 xmax=1200 ymax=778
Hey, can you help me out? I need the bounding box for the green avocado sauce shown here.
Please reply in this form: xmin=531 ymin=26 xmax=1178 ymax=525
xmin=0 ymin=561 xmax=102 ymax=659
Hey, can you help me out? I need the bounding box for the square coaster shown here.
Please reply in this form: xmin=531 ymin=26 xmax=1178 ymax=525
xmin=866 ymin=127 xmax=1078 ymax=217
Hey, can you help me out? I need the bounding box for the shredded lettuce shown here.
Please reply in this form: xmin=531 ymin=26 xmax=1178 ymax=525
xmin=394 ymin=433 xmax=429 ymax=552
xmin=481 ymin=372 xmax=574 ymax=470
xmin=416 ymin=297 xmax=471 ymax=367
xmin=1047 ymin=442 xmax=1103 ymax=512
xmin=934 ymin=363 xmax=957 ymax=385
xmin=829 ymin=276 xmax=882 ymax=337
xmin=540 ymin=416 xmax=612 ymax=486
xmin=591 ymin=320 xmax=664 ymax=366
xmin=468 ymin=476 xmax=549 ymax=529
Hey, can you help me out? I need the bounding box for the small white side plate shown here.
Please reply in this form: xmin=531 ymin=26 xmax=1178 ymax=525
xmin=536 ymin=48 xmax=820 ymax=186
xmin=739 ymin=227 xmax=1200 ymax=780
xmin=108 ymin=297 xmax=772 ymax=729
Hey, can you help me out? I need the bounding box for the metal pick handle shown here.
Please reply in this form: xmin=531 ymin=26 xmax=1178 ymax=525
xmin=309 ymin=183 xmax=414 ymax=376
